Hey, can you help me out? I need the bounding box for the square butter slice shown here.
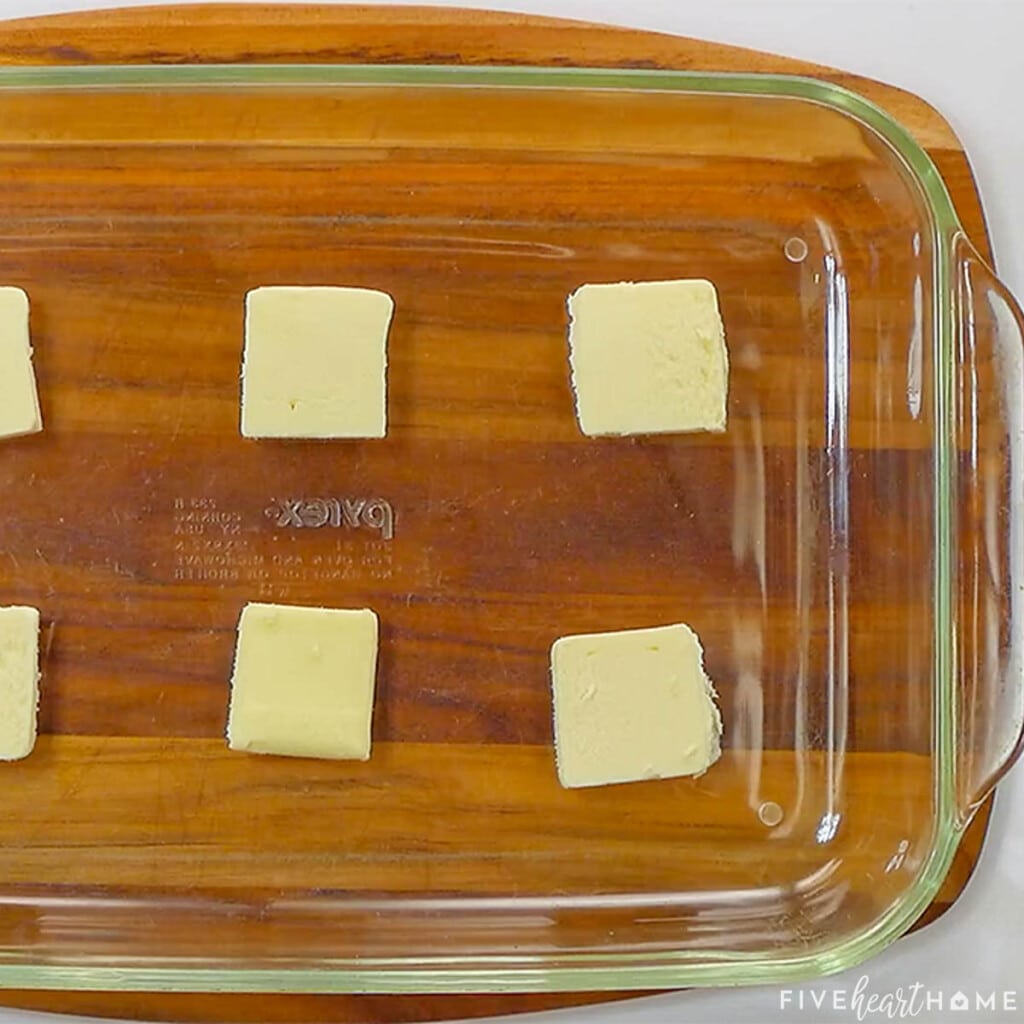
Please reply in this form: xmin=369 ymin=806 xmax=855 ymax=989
xmin=0 ymin=287 xmax=42 ymax=440
xmin=0 ymin=606 xmax=41 ymax=761
xmin=227 ymin=602 xmax=379 ymax=760
xmin=567 ymin=279 xmax=728 ymax=436
xmin=241 ymin=286 xmax=393 ymax=439
xmin=551 ymin=622 xmax=722 ymax=789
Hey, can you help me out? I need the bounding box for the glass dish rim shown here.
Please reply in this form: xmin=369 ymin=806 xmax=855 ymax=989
xmin=0 ymin=62 xmax=963 ymax=992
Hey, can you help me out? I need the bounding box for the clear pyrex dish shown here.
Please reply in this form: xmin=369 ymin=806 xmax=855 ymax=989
xmin=0 ymin=65 xmax=1021 ymax=992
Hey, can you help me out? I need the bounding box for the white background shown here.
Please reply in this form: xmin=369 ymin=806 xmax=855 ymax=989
xmin=0 ymin=1 xmax=1021 ymax=1022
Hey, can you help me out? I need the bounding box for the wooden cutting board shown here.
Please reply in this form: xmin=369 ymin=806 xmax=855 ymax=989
xmin=0 ymin=5 xmax=995 ymax=1022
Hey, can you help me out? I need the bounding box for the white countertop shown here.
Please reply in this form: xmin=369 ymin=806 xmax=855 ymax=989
xmin=0 ymin=1 xmax=1020 ymax=1021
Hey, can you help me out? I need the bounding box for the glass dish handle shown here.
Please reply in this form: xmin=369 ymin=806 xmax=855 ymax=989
xmin=953 ymin=235 xmax=1024 ymax=824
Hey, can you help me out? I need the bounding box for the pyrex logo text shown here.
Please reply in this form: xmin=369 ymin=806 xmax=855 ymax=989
xmin=265 ymin=497 xmax=394 ymax=539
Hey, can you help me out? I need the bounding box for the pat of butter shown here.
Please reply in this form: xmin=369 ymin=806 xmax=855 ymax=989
xmin=0 ymin=288 xmax=42 ymax=440
xmin=551 ymin=622 xmax=722 ymax=788
xmin=567 ymin=279 xmax=728 ymax=436
xmin=241 ymin=286 xmax=393 ymax=439
xmin=227 ymin=603 xmax=379 ymax=760
xmin=0 ymin=606 xmax=41 ymax=761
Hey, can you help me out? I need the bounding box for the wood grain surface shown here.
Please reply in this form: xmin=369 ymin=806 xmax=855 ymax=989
xmin=0 ymin=4 xmax=999 ymax=1022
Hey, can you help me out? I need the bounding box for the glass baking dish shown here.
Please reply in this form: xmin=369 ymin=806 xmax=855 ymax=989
xmin=0 ymin=64 xmax=1021 ymax=993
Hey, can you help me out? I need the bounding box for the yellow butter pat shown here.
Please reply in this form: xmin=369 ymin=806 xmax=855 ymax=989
xmin=551 ymin=622 xmax=722 ymax=788
xmin=227 ymin=603 xmax=379 ymax=760
xmin=0 ymin=288 xmax=42 ymax=440
xmin=241 ymin=286 xmax=393 ymax=439
xmin=0 ymin=606 xmax=41 ymax=761
xmin=567 ymin=279 xmax=728 ymax=436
